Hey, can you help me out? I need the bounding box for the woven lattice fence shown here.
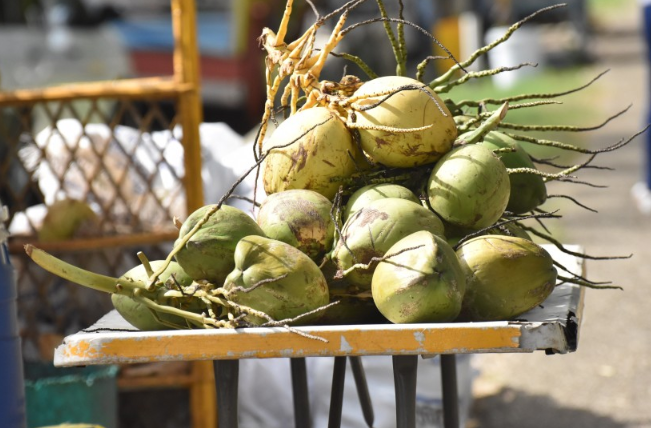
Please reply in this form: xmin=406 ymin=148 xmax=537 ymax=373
xmin=0 ymin=0 xmax=204 ymax=358
xmin=1 ymin=93 xmax=198 ymax=358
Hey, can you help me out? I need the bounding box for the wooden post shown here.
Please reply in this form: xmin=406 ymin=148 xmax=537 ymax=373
xmin=172 ymin=0 xmax=205 ymax=214
xmin=171 ymin=1 xmax=216 ymax=427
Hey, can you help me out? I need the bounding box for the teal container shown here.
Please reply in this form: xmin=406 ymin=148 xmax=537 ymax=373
xmin=24 ymin=362 xmax=119 ymax=428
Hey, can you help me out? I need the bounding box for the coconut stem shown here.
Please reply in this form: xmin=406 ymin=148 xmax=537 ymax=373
xmin=454 ymin=102 xmax=509 ymax=145
xmin=137 ymin=251 xmax=154 ymax=277
xmin=498 ymin=105 xmax=631 ymax=133
xmin=519 ymin=225 xmax=632 ymax=261
xmin=340 ymin=244 xmax=424 ymax=277
xmin=342 ymin=17 xmax=462 ymax=78
xmin=132 ymin=290 xmax=224 ymax=329
xmin=506 ymin=154 xmax=594 ymax=182
xmin=451 ymin=69 xmax=610 ymax=110
xmin=435 ymin=62 xmax=537 ymax=94
xmin=428 ymin=4 xmax=566 ymax=89
xmin=557 ymin=275 xmax=623 ymax=290
xmin=328 ymin=52 xmax=379 ymax=79
xmin=415 ymin=56 xmax=451 ymax=82
xmin=505 ymin=123 xmax=649 ymax=155
xmin=346 ymin=122 xmax=433 ymax=133
xmin=374 ymin=0 xmax=405 ymax=76
xmin=24 ymin=244 xmax=146 ymax=295
xmin=546 ymin=194 xmax=598 ymax=213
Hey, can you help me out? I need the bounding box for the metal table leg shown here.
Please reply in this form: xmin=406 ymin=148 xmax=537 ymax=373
xmin=214 ymin=359 xmax=239 ymax=428
xmin=291 ymin=357 xmax=311 ymax=428
xmin=440 ymin=354 xmax=459 ymax=428
xmin=327 ymin=356 xmax=347 ymax=428
xmin=392 ymin=355 xmax=418 ymax=428
xmin=349 ymin=356 xmax=374 ymax=427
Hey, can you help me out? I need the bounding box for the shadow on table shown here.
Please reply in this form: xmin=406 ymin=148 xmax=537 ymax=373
xmin=468 ymin=387 xmax=627 ymax=428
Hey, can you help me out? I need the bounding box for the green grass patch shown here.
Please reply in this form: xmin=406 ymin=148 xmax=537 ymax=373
xmin=587 ymin=0 xmax=637 ymax=17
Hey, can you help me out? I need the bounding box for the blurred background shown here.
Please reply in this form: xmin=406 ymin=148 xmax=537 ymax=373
xmin=0 ymin=0 xmax=597 ymax=132
xmin=2 ymin=0 xmax=650 ymax=427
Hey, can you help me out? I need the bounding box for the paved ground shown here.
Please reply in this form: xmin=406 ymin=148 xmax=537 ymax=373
xmin=469 ymin=4 xmax=651 ymax=428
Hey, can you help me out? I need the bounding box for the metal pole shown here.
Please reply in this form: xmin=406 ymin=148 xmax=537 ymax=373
xmin=291 ymin=358 xmax=311 ymax=428
xmin=214 ymin=360 xmax=240 ymax=428
xmin=440 ymin=354 xmax=459 ymax=428
xmin=393 ymin=355 xmax=418 ymax=428
xmin=349 ymin=356 xmax=374 ymax=427
xmin=327 ymin=356 xmax=347 ymax=428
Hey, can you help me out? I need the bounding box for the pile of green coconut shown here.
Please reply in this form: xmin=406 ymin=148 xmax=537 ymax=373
xmin=26 ymin=2 xmax=636 ymax=332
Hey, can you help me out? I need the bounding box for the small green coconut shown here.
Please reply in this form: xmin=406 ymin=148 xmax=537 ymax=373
xmin=38 ymin=198 xmax=99 ymax=242
xmin=351 ymin=76 xmax=457 ymax=168
xmin=479 ymin=131 xmax=547 ymax=213
xmin=223 ymin=235 xmax=330 ymax=325
xmin=427 ymin=144 xmax=510 ymax=230
xmin=111 ymin=261 xmax=196 ymax=330
xmin=343 ymin=183 xmax=420 ymax=222
xmin=331 ymin=197 xmax=445 ymax=290
xmin=372 ymin=230 xmax=466 ymax=323
xmin=455 ymin=235 xmax=557 ymax=321
xmin=256 ymin=189 xmax=335 ymax=261
xmin=174 ymin=205 xmax=266 ymax=284
xmin=263 ymin=107 xmax=368 ymax=200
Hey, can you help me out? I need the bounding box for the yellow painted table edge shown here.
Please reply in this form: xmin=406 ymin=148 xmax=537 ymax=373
xmin=54 ymin=321 xmax=523 ymax=366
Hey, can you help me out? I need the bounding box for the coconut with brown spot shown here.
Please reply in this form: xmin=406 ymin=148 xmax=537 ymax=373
xmin=331 ymin=197 xmax=445 ymax=290
xmin=372 ymin=230 xmax=466 ymax=323
xmin=349 ymin=76 xmax=457 ymax=168
xmin=455 ymin=235 xmax=557 ymax=321
xmin=262 ymin=106 xmax=368 ymax=200
xmin=256 ymin=189 xmax=335 ymax=261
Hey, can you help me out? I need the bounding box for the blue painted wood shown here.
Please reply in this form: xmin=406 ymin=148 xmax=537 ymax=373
xmin=0 ymin=218 xmax=27 ymax=428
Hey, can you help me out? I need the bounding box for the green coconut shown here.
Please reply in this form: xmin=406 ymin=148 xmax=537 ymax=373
xmin=256 ymin=189 xmax=335 ymax=261
xmin=331 ymin=197 xmax=445 ymax=290
xmin=111 ymin=261 xmax=196 ymax=331
xmin=351 ymin=75 xmax=457 ymax=168
xmin=38 ymin=198 xmax=99 ymax=242
xmin=455 ymin=235 xmax=557 ymax=321
xmin=343 ymin=183 xmax=420 ymax=222
xmin=174 ymin=204 xmax=266 ymax=284
xmin=372 ymin=230 xmax=465 ymax=323
xmin=479 ymin=131 xmax=547 ymax=213
xmin=223 ymin=235 xmax=330 ymax=325
xmin=427 ymin=144 xmax=510 ymax=230
xmin=262 ymin=106 xmax=368 ymax=200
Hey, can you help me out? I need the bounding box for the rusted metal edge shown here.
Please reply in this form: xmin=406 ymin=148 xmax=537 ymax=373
xmin=510 ymin=280 xmax=585 ymax=354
